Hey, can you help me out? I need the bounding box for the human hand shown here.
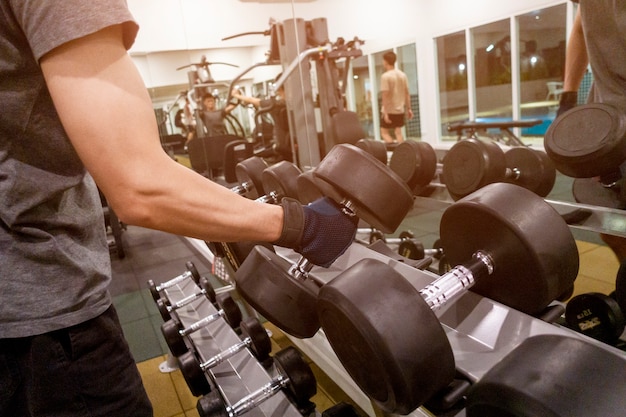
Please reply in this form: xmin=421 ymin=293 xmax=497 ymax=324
xmin=274 ymin=197 xmax=358 ymax=268
xmin=557 ymin=91 xmax=578 ymax=117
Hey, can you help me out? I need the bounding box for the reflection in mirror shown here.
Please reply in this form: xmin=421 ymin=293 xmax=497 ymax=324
xmin=437 ymin=31 xmax=469 ymax=140
xmin=472 ymin=19 xmax=512 ymax=122
xmin=518 ymin=4 xmax=567 ymax=139
xmin=352 ymin=55 xmax=374 ymax=138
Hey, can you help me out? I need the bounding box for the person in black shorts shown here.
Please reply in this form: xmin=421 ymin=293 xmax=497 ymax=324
xmin=380 ymin=51 xmax=413 ymax=143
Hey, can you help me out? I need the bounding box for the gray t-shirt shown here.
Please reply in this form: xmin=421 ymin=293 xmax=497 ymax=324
xmin=580 ymin=0 xmax=626 ymax=110
xmin=0 ymin=0 xmax=138 ymax=337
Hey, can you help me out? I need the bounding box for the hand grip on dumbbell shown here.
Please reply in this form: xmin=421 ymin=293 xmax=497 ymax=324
xmin=235 ymin=144 xmax=415 ymax=338
xmin=148 ymin=261 xmax=200 ymax=302
xmin=179 ymin=317 xmax=272 ymax=396
xmin=317 ymin=182 xmax=579 ymax=414
xmin=195 ymin=346 xmax=317 ymax=417
xmin=160 ymin=293 xmax=242 ymax=357
xmin=156 ymin=276 xmax=216 ymax=322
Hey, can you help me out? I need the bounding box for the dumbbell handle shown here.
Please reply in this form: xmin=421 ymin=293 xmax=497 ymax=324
xmin=230 ymin=180 xmax=255 ymax=196
xmin=419 ymin=251 xmax=493 ymax=311
xmin=255 ymin=190 xmax=280 ymax=205
xmin=167 ymin=288 xmax=210 ymax=311
xmin=505 ymin=167 xmax=521 ymax=181
xmin=227 ymin=374 xmax=290 ymax=416
xmin=180 ymin=309 xmax=226 ymax=337
xmin=154 ymin=269 xmax=195 ymax=292
xmin=200 ymin=330 xmax=271 ymax=371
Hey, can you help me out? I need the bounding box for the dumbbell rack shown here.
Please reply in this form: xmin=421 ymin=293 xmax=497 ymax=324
xmin=274 ymin=243 xmax=626 ymax=417
xmin=162 ymin=277 xmax=306 ymax=417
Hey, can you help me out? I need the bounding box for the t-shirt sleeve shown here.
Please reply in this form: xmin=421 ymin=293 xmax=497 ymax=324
xmin=8 ymin=0 xmax=139 ymax=61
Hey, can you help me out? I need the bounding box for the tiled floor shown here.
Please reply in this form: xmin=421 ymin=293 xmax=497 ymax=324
xmin=110 ymin=164 xmax=624 ymax=417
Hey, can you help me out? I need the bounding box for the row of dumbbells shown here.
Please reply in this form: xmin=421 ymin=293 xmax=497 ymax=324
xmin=148 ymin=263 xmax=361 ymax=417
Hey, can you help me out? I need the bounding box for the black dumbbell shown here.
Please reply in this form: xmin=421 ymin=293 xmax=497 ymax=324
xmin=196 ymin=346 xmax=317 ymax=417
xmin=398 ymin=237 xmax=444 ymax=261
xmin=235 ymin=144 xmax=414 ymax=338
xmin=564 ymin=292 xmax=625 ymax=345
xmin=465 ymin=334 xmax=626 ymax=417
xmin=229 ymin=156 xmax=268 ymax=199
xmin=148 ymin=261 xmax=200 ymax=302
xmin=255 ymin=160 xmax=302 ymax=204
xmin=156 ymin=276 xmax=217 ymax=322
xmin=389 ymin=140 xmax=440 ymax=195
xmin=442 ymin=138 xmax=556 ymax=200
xmin=161 ymin=293 xmax=242 ymax=357
xmin=355 ymin=138 xmax=388 ymax=165
xmin=179 ymin=317 xmax=273 ymax=396
xmin=316 ymin=182 xmax=579 ymax=414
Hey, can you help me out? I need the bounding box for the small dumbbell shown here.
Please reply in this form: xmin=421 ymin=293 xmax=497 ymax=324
xmin=368 ymin=230 xmax=413 ymax=244
xmin=255 ymin=160 xmax=302 ymax=204
xmin=442 ymin=138 xmax=556 ymax=200
xmin=148 ymin=261 xmax=200 ymax=302
xmin=235 ymin=144 xmax=414 ymax=338
xmin=389 ymin=140 xmax=440 ymax=196
xmin=161 ymin=293 xmax=242 ymax=356
xmin=355 ymin=138 xmax=388 ymax=165
xmin=156 ymin=276 xmax=217 ymax=322
xmin=564 ymin=292 xmax=625 ymax=345
xmin=317 ymin=182 xmax=579 ymax=414
xmin=196 ymin=346 xmax=317 ymax=417
xmin=229 ymin=156 xmax=268 ymax=199
xmin=397 ymin=237 xmax=444 ymax=261
xmin=179 ymin=317 xmax=273 ymax=396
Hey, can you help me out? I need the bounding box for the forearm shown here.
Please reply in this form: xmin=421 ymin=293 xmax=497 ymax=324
xmin=381 ymin=91 xmax=390 ymax=114
xmin=563 ymin=9 xmax=588 ymax=91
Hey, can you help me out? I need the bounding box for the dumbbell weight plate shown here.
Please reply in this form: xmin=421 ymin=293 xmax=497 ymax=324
xmin=389 ymin=141 xmax=438 ymax=194
xmin=313 ymin=144 xmax=414 ymax=233
xmin=466 ymin=334 xmax=626 ymax=417
xmin=616 ymin=260 xmax=626 ymax=318
xmin=235 ymin=156 xmax=268 ymax=199
xmin=262 ymin=161 xmax=302 ymax=200
xmin=297 ymin=170 xmax=337 ymax=205
xmin=442 ymin=138 xmax=507 ymax=200
xmin=545 ymin=103 xmax=626 ymax=178
xmin=234 ymin=245 xmax=321 ymax=338
xmin=564 ymin=292 xmax=625 ymax=344
xmin=504 ymin=147 xmax=556 ymax=197
xmin=440 ymin=183 xmax=579 ymax=315
xmin=317 ymin=258 xmax=455 ymax=414
xmin=179 ymin=351 xmax=211 ymax=397
xmin=355 ymin=138 xmax=388 ymax=165
xmin=239 ymin=317 xmax=272 ymax=363
xmin=273 ymin=346 xmax=317 ymax=408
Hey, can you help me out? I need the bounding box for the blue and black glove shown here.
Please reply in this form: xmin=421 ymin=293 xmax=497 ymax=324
xmin=274 ymin=197 xmax=358 ymax=268
xmin=557 ymin=91 xmax=578 ymax=117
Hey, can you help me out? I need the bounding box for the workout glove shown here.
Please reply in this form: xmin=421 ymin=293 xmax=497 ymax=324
xmin=274 ymin=197 xmax=358 ymax=268
xmin=557 ymin=91 xmax=578 ymax=117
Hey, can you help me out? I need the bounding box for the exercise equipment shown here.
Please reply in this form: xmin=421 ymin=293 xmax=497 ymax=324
xmin=161 ymin=293 xmax=242 ymax=356
xmin=255 ymin=160 xmax=302 ymax=204
xmin=564 ymin=292 xmax=625 ymax=344
xmin=442 ymin=137 xmax=555 ymax=200
xmin=316 ymin=182 xmax=579 ymax=414
xmin=229 ymin=156 xmax=268 ymax=200
xmin=465 ymin=334 xmax=626 ymax=417
xmin=545 ymin=103 xmax=626 ymax=207
xmin=617 ymin=260 xmax=626 ymax=318
xmin=389 ymin=140 xmax=439 ymax=195
xmin=355 ymin=138 xmax=388 ymax=165
xmin=235 ymin=144 xmax=413 ymax=338
xmin=148 ymin=261 xmax=201 ymax=302
xmin=179 ymin=317 xmax=272 ymax=396
xmin=156 ymin=276 xmax=216 ymax=322
xmin=447 ymin=119 xmax=542 ymax=147
xmin=196 ymin=346 xmax=317 ymax=417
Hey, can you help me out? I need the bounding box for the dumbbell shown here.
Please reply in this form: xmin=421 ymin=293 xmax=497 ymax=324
xmin=316 ymin=182 xmax=579 ymax=414
xmin=229 ymin=156 xmax=268 ymax=199
xmin=156 ymin=276 xmax=217 ymax=322
xmin=465 ymin=334 xmax=626 ymax=417
xmin=355 ymin=138 xmax=388 ymax=165
xmin=389 ymin=140 xmax=440 ymax=195
xmin=442 ymin=137 xmax=556 ymax=200
xmin=546 ymin=103 xmax=626 ymax=208
xmin=564 ymin=292 xmax=625 ymax=345
xmin=161 ymin=293 xmax=242 ymax=356
xmin=235 ymin=144 xmax=414 ymax=338
xmin=196 ymin=346 xmax=317 ymax=417
xmin=179 ymin=317 xmax=272 ymax=396
xmin=255 ymin=160 xmax=302 ymax=204
xmin=148 ymin=261 xmax=201 ymax=302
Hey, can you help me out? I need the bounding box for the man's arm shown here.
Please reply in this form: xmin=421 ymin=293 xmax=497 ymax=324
xmin=563 ymin=8 xmax=588 ymax=91
xmin=40 ymin=24 xmax=283 ymax=243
